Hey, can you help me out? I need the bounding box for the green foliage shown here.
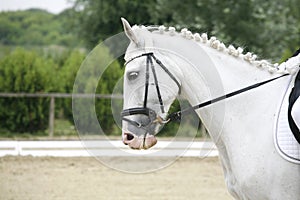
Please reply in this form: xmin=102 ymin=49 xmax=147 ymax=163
xmin=96 ymin=59 xmax=123 ymax=134
xmin=72 ymin=44 xmax=123 ymax=134
xmin=151 ymin=0 xmax=300 ymax=61
xmin=0 ymin=44 xmax=123 ymax=135
xmin=73 ymin=0 xmax=155 ymax=49
xmin=0 ymin=9 xmax=80 ymax=47
xmin=0 ymin=48 xmax=60 ymax=133
xmin=59 ymin=50 xmax=86 ymax=120
xmin=73 ymin=0 xmax=299 ymax=61
xmin=0 ymin=1 xmax=299 ymax=136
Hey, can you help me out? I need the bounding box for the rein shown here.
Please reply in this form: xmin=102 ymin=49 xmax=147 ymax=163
xmin=168 ymin=73 xmax=289 ymax=122
xmin=121 ymin=52 xmax=289 ymax=129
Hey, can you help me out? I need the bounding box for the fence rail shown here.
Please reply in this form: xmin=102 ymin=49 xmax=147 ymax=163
xmin=0 ymin=140 xmax=218 ymax=157
xmin=0 ymin=93 xmax=205 ymax=137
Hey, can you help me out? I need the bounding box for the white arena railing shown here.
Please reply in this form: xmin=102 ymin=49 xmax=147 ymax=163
xmin=0 ymin=140 xmax=218 ymax=157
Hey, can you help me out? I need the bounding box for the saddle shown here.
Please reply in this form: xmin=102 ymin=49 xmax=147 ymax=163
xmin=288 ymin=49 xmax=300 ymax=144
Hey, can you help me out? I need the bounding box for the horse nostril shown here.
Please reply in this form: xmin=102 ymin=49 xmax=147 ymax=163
xmin=126 ymin=133 xmax=134 ymax=141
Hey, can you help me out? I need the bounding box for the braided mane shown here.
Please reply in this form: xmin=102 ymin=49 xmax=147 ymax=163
xmin=135 ymin=25 xmax=296 ymax=75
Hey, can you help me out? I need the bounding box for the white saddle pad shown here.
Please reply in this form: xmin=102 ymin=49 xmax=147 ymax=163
xmin=275 ymin=77 xmax=300 ymax=164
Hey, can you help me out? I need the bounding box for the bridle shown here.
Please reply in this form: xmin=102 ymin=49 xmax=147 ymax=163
xmin=121 ymin=52 xmax=289 ymax=132
xmin=121 ymin=52 xmax=181 ymax=130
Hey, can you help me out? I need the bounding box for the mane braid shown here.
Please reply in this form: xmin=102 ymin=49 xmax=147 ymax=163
xmin=142 ymin=25 xmax=293 ymax=75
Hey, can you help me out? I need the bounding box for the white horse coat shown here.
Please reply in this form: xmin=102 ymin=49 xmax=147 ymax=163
xmin=121 ymin=19 xmax=300 ymax=199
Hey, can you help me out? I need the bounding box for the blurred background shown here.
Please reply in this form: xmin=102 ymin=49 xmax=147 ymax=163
xmin=0 ymin=0 xmax=299 ymax=139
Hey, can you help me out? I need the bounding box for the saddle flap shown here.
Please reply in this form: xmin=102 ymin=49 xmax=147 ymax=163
xmin=275 ymin=76 xmax=300 ymax=164
xmin=287 ymin=71 xmax=300 ymax=144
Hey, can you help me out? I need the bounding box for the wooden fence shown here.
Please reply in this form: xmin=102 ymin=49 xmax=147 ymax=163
xmin=0 ymin=93 xmax=208 ymax=138
xmin=0 ymin=93 xmax=122 ymax=137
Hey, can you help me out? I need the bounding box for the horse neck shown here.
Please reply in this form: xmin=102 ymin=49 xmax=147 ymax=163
xmin=154 ymin=35 xmax=289 ymax=140
xmin=148 ymin=33 xmax=298 ymax=199
xmin=161 ymin=38 xmax=276 ymax=104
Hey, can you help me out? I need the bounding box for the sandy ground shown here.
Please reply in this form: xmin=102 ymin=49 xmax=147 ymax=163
xmin=0 ymin=156 xmax=232 ymax=200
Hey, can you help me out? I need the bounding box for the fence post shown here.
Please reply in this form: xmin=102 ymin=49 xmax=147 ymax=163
xmin=49 ymin=96 xmax=55 ymax=137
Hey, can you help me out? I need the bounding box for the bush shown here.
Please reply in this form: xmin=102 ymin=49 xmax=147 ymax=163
xmin=0 ymin=48 xmax=60 ymax=133
xmin=58 ymin=50 xmax=86 ymax=120
xmin=72 ymin=45 xmax=123 ymax=135
xmin=95 ymin=58 xmax=123 ymax=134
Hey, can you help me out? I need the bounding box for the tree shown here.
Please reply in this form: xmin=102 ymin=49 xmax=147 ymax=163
xmin=72 ymin=0 xmax=156 ymax=49
xmin=0 ymin=9 xmax=80 ymax=47
xmin=151 ymin=0 xmax=299 ymax=62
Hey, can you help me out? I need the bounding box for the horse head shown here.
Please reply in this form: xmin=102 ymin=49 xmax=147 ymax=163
xmin=121 ymin=18 xmax=182 ymax=149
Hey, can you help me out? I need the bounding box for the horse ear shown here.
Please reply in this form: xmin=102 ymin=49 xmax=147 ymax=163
xmin=121 ymin=17 xmax=139 ymax=46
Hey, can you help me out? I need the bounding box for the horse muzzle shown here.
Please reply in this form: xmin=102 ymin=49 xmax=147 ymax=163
xmin=121 ymin=107 xmax=168 ymax=149
xmin=122 ymin=131 xmax=157 ymax=150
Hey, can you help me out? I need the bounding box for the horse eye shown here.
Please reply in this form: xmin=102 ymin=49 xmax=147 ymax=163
xmin=127 ymin=72 xmax=139 ymax=81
